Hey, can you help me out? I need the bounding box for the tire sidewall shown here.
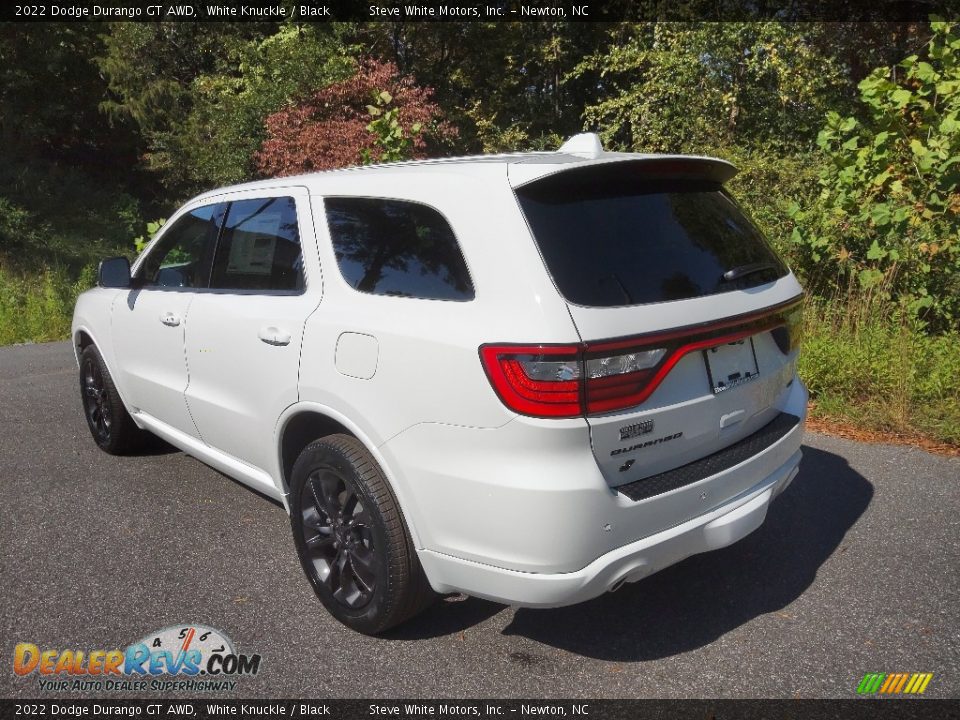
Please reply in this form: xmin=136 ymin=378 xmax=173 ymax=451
xmin=289 ymin=440 xmax=394 ymax=634
xmin=79 ymin=345 xmax=119 ymax=453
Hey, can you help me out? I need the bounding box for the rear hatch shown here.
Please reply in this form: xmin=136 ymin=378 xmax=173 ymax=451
xmin=512 ymin=158 xmax=803 ymax=506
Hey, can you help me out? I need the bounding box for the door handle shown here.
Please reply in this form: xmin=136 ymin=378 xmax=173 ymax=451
xmin=258 ymin=326 xmax=291 ymax=346
xmin=159 ymin=312 xmax=181 ymax=327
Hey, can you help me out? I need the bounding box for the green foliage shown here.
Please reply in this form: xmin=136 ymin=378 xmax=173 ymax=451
xmin=800 ymin=296 xmax=960 ymax=445
xmin=790 ymin=21 xmax=960 ymax=330
xmin=0 ymin=160 xmax=141 ymax=270
xmin=178 ymin=24 xmax=355 ymax=188
xmin=0 ymin=24 xmax=138 ymax=160
xmin=98 ymin=23 xmax=353 ymax=194
xmin=721 ymin=150 xmax=825 ymax=260
xmin=97 ymin=23 xmax=236 ymax=193
xmin=362 ymin=90 xmax=422 ymax=164
xmin=0 ymin=265 xmax=96 ymax=345
xmin=357 ymin=23 xmax=607 ymax=153
xmin=0 ymin=24 xmax=146 ymax=272
xmin=575 ymin=23 xmax=848 ymax=154
xmin=133 ymin=219 xmax=167 ymax=255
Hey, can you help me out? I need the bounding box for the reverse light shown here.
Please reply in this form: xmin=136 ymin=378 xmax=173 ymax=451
xmin=581 ymin=344 xmax=669 ymax=414
xmin=585 ymin=349 xmax=665 ymax=378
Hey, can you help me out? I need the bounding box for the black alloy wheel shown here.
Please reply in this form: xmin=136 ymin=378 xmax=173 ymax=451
xmin=300 ymin=468 xmax=378 ymax=609
xmin=78 ymin=344 xmax=145 ymax=454
xmin=82 ymin=354 xmax=112 ymax=444
xmin=289 ymin=434 xmax=435 ymax=633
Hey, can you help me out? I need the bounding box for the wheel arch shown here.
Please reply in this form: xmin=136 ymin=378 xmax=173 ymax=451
xmin=73 ymin=327 xmax=96 ymax=364
xmin=72 ymin=323 xmax=143 ymax=430
xmin=275 ymin=403 xmax=424 ymax=548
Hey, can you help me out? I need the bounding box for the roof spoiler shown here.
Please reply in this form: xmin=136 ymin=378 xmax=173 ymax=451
xmin=509 ymin=146 xmax=738 ymax=188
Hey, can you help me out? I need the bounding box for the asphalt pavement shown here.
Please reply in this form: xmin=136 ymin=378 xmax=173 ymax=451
xmin=1 ymin=341 xmax=957 ymax=699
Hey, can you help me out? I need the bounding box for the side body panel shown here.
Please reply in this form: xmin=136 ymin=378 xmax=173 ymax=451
xmin=296 ymin=165 xmax=583 ymax=446
xmin=293 ymin=166 xmax=587 ymax=552
xmin=183 ymin=186 xmax=322 ymax=484
xmin=110 ymin=288 xmax=198 ymax=435
xmin=72 ymin=288 xmax=131 ymax=415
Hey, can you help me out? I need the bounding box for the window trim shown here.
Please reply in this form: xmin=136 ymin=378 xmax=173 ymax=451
xmin=321 ymin=194 xmax=476 ymax=303
xmin=131 ymin=201 xmax=227 ymax=292
xmin=208 ymin=197 xmax=307 ymax=295
xmin=132 ymin=194 xmax=310 ymax=297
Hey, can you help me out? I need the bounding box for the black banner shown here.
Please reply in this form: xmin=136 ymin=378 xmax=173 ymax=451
xmin=2 ymin=0 xmax=960 ymax=23
xmin=2 ymin=699 xmax=960 ymax=720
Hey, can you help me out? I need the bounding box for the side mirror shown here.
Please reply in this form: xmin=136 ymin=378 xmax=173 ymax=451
xmin=98 ymin=257 xmax=131 ymax=288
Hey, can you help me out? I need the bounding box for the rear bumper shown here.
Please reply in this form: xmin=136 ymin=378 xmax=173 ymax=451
xmin=383 ymin=376 xmax=807 ymax=603
xmin=419 ymin=448 xmax=801 ymax=607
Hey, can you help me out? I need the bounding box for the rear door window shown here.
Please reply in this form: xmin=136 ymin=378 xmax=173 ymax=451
xmin=324 ymin=197 xmax=474 ymax=301
xmin=515 ymin=166 xmax=788 ymax=307
xmin=210 ymin=196 xmax=304 ymax=292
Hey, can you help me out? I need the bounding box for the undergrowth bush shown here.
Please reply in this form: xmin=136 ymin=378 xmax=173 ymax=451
xmin=800 ymin=294 xmax=960 ymax=444
xmin=0 ymin=159 xmax=140 ymax=270
xmin=0 ymin=265 xmax=95 ymax=345
xmin=789 ymin=20 xmax=960 ymax=331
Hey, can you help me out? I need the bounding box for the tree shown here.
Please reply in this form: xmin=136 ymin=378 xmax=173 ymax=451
xmin=573 ymin=23 xmax=847 ymax=155
xmin=255 ymin=58 xmax=456 ymax=176
xmin=97 ymin=22 xmax=276 ymax=195
xmin=174 ymin=24 xmax=355 ymax=189
xmin=790 ymin=20 xmax=960 ymax=329
xmin=0 ymin=24 xmax=142 ymax=268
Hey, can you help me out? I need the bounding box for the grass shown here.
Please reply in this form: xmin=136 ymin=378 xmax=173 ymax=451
xmin=0 ymin=266 xmax=957 ymax=447
xmin=0 ymin=264 xmax=95 ymax=346
xmin=799 ymin=296 xmax=960 ymax=447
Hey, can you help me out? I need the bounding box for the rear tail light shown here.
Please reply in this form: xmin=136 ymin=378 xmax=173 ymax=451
xmin=480 ymin=343 xmax=672 ymax=418
xmin=479 ymin=345 xmax=583 ymax=418
xmin=582 ymin=346 xmax=667 ymax=414
xmin=480 ymin=297 xmax=803 ymax=419
xmin=771 ymin=302 xmax=803 ymax=353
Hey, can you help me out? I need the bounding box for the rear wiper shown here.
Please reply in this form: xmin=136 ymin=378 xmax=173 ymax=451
xmin=721 ymin=262 xmax=778 ymax=283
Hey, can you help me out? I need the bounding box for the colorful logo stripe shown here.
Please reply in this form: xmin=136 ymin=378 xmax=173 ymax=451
xmin=857 ymin=673 xmax=933 ymax=694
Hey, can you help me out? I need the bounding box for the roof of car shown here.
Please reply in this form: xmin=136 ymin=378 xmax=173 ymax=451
xmin=190 ymin=134 xmax=738 ymax=203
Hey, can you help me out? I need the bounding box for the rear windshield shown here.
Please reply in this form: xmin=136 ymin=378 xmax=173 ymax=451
xmin=515 ymin=167 xmax=788 ymax=307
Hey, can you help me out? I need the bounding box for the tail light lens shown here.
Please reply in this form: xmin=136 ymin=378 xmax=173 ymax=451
xmin=583 ymin=346 xmax=667 ymax=414
xmin=480 ymin=297 xmax=803 ymax=419
xmin=480 ymin=343 xmax=672 ymax=418
xmin=479 ymin=345 xmax=582 ymax=418
xmin=771 ymin=301 xmax=803 ymax=353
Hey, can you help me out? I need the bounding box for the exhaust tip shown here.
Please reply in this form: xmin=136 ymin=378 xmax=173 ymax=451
xmin=608 ymin=566 xmax=651 ymax=593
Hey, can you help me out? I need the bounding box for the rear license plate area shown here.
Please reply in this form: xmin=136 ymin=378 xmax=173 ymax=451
xmin=704 ymin=337 xmax=759 ymax=394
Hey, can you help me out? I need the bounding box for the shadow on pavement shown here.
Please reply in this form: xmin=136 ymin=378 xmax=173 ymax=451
xmin=385 ymin=593 xmax=505 ymax=639
xmin=136 ymin=433 xmax=182 ymax=456
xmin=391 ymin=445 xmax=872 ymax=652
xmin=502 ymin=445 xmax=872 ymax=660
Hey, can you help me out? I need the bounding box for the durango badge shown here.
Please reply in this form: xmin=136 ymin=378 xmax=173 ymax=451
xmin=611 ymin=432 xmax=684 ymax=456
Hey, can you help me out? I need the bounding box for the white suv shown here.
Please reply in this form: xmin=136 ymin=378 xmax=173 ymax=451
xmin=73 ymin=134 xmax=806 ymax=634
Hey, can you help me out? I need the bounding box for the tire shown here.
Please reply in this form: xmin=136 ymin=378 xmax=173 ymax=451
xmin=78 ymin=344 xmax=147 ymax=455
xmin=290 ymin=434 xmax=436 ymax=634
